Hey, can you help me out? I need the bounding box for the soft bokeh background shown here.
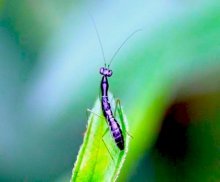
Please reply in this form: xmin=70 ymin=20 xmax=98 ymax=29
xmin=0 ymin=0 xmax=219 ymax=181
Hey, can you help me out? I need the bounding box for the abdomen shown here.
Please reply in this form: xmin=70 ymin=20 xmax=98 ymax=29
xmin=108 ymin=116 xmax=124 ymax=150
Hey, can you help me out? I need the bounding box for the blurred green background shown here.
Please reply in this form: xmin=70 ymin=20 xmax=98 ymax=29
xmin=0 ymin=0 xmax=219 ymax=181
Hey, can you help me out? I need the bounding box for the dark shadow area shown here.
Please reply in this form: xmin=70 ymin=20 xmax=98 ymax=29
xmin=154 ymin=102 xmax=190 ymax=162
xmin=151 ymin=93 xmax=220 ymax=181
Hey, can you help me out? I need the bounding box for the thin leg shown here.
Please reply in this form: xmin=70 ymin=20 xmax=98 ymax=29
xmin=114 ymin=99 xmax=134 ymax=139
xmin=126 ymin=132 xmax=134 ymax=139
xmin=84 ymin=109 xmax=103 ymax=136
xmin=87 ymin=109 xmax=109 ymax=127
xmin=114 ymin=99 xmax=121 ymax=117
xmin=87 ymin=109 xmax=115 ymax=163
xmin=87 ymin=109 xmax=105 ymax=119
xmin=102 ymin=128 xmax=115 ymax=163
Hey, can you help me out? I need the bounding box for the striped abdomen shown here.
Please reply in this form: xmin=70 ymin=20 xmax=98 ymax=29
xmin=102 ymin=97 xmax=124 ymax=150
xmin=108 ymin=115 xmax=124 ymax=150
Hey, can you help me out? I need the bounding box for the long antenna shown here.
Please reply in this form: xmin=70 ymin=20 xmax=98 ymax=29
xmin=89 ymin=15 xmax=107 ymax=67
xmin=108 ymin=29 xmax=142 ymax=68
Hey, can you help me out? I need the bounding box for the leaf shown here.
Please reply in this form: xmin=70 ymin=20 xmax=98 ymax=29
xmin=71 ymin=95 xmax=130 ymax=182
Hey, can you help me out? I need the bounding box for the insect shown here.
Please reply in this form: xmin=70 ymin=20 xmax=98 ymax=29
xmin=89 ymin=16 xmax=141 ymax=151
xmin=100 ymin=66 xmax=125 ymax=150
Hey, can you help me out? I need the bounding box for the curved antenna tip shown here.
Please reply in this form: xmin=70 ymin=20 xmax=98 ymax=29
xmin=108 ymin=28 xmax=142 ymax=67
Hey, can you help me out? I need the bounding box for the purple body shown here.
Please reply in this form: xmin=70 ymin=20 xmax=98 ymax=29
xmin=100 ymin=67 xmax=124 ymax=150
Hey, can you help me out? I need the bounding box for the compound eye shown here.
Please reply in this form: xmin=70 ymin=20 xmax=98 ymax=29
xmin=100 ymin=67 xmax=105 ymax=74
xmin=108 ymin=70 xmax=113 ymax=76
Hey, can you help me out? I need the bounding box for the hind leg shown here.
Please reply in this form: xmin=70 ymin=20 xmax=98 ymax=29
xmin=114 ymin=99 xmax=133 ymax=139
xmin=102 ymin=128 xmax=115 ymax=163
xmin=86 ymin=109 xmax=115 ymax=162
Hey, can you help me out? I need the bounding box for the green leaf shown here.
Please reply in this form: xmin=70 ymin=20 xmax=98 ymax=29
xmin=71 ymin=95 xmax=130 ymax=182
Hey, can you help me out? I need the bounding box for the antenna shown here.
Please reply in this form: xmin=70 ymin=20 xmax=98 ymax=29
xmin=108 ymin=29 xmax=142 ymax=68
xmin=89 ymin=15 xmax=107 ymax=67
